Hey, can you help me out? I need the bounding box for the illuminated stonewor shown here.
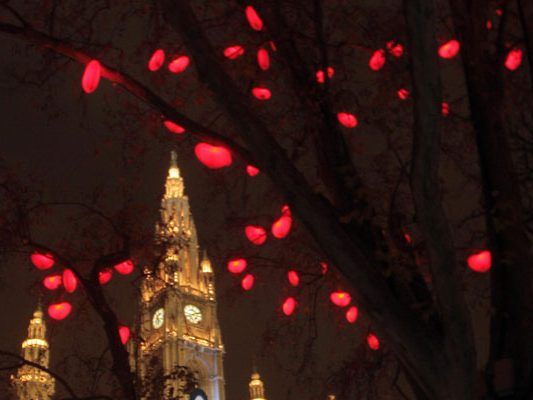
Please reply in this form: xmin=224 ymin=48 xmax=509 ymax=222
xmin=11 ymin=305 xmax=55 ymax=400
xmin=249 ymin=369 xmax=267 ymax=400
xmin=131 ymin=151 xmax=224 ymax=400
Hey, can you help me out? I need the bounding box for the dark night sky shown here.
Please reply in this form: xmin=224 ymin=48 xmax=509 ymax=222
xmin=0 ymin=31 xmax=359 ymax=400
xmin=0 ymin=1 xmax=501 ymax=399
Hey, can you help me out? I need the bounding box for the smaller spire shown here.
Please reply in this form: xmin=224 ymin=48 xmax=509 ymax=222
xmin=200 ymin=250 xmax=213 ymax=273
xmin=164 ymin=151 xmax=184 ymax=199
xmin=170 ymin=150 xmax=178 ymax=167
xmin=249 ymin=368 xmax=266 ymax=400
xmin=168 ymin=151 xmax=181 ymax=179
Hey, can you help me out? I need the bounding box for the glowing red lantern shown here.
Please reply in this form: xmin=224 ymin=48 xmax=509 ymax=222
xmin=397 ymin=88 xmax=409 ymax=100
xmin=241 ymin=274 xmax=254 ymax=291
xmin=224 ymin=45 xmax=245 ymax=60
xmin=164 ymin=120 xmax=185 ymax=134
xmin=48 ymin=302 xmax=72 ymax=321
xmin=62 ymin=269 xmax=78 ymax=293
xmin=257 ymin=48 xmax=270 ymax=71
xmin=486 ymin=20 xmax=493 ymax=30
xmin=386 ymin=41 xmax=404 ymax=57
xmin=148 ymin=49 xmax=165 ymax=71
xmin=496 ymin=8 xmax=502 ymax=16
xmin=320 ymin=262 xmax=328 ymax=275
xmin=118 ymin=325 xmax=130 ymax=344
xmin=404 ymin=232 xmax=412 ymax=244
xmin=227 ymin=258 xmax=247 ymax=274
xmin=245 ymin=225 xmax=267 ymax=245
xmin=245 ymin=6 xmax=263 ymax=31
xmin=504 ymin=48 xmax=523 ymax=71
xmin=271 ymin=213 xmax=292 ymax=239
xmin=82 ymin=60 xmax=102 ymax=94
xmin=442 ymin=102 xmax=450 ymax=117
xmin=337 ymin=112 xmax=358 ymax=128
xmin=438 ymin=40 xmax=460 ymax=59
xmin=168 ymin=56 xmax=190 ymax=74
xmin=194 ymin=143 xmax=232 ymax=169
xmin=367 ymin=333 xmax=380 ymax=350
xmin=31 ymin=252 xmax=55 ymax=270
xmin=114 ymin=260 xmax=134 ymax=275
xmin=98 ymin=268 xmax=113 ymax=285
xmin=252 ymin=87 xmax=271 ymax=100
xmin=467 ymin=250 xmax=491 ymax=273
xmin=369 ymin=50 xmax=386 ymax=71
xmin=246 ymin=165 xmax=260 ymax=177
xmin=282 ymin=297 xmax=297 ymax=316
xmin=43 ymin=275 xmax=62 ymax=290
xmin=316 ymin=67 xmax=335 ymax=83
xmin=330 ymin=291 xmax=351 ymax=307
xmin=287 ymin=270 xmax=299 ymax=287
xmin=346 ymin=306 xmax=359 ymax=324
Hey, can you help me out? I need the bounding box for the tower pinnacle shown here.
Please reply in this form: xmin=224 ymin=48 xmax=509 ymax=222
xmin=249 ymin=369 xmax=267 ymax=400
xmin=11 ymin=305 xmax=55 ymax=399
xmin=164 ymin=150 xmax=184 ymax=199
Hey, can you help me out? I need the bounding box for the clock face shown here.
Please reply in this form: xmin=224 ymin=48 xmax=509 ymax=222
xmin=152 ymin=308 xmax=164 ymax=329
xmin=184 ymin=304 xmax=202 ymax=324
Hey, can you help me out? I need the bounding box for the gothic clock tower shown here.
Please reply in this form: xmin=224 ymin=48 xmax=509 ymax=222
xmin=131 ymin=151 xmax=225 ymax=400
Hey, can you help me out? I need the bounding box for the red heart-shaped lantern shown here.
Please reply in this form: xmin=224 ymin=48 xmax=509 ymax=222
xmin=31 ymin=252 xmax=55 ymax=270
xmin=48 ymin=302 xmax=72 ymax=320
xmin=194 ymin=143 xmax=232 ymax=169
xmin=330 ymin=291 xmax=351 ymax=307
xmin=245 ymin=6 xmax=263 ymax=31
xmin=114 ymin=260 xmax=134 ymax=275
xmin=62 ymin=269 xmax=78 ymax=293
xmin=467 ymin=250 xmax=492 ymax=273
xmin=148 ymin=49 xmax=165 ymax=71
xmin=241 ymin=274 xmax=255 ymax=291
xmin=168 ymin=56 xmax=190 ymax=74
xmin=367 ymin=333 xmax=380 ymax=350
xmin=287 ymin=270 xmax=300 ymax=287
xmin=98 ymin=268 xmax=113 ymax=285
xmin=43 ymin=275 xmax=62 ymax=290
xmin=438 ymin=40 xmax=460 ymax=59
xmin=245 ymin=225 xmax=267 ymax=245
xmin=369 ymin=49 xmax=386 ymax=71
xmin=282 ymin=297 xmax=297 ymax=316
xmin=337 ymin=112 xmax=358 ymax=128
xmin=504 ymin=48 xmax=523 ymax=71
xmin=81 ymin=60 xmax=102 ymax=94
xmin=118 ymin=325 xmax=130 ymax=344
xmin=346 ymin=306 xmax=359 ymax=324
xmin=164 ymin=120 xmax=185 ymax=134
xmin=224 ymin=45 xmax=245 ymax=60
xmin=227 ymin=258 xmax=247 ymax=274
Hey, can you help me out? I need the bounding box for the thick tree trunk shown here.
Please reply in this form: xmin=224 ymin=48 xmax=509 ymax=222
xmin=448 ymin=1 xmax=533 ymax=397
xmin=404 ymin=0 xmax=476 ymax=398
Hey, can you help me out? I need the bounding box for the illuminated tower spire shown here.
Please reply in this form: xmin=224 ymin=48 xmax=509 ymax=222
xmin=249 ymin=369 xmax=267 ymax=400
xmin=11 ymin=305 xmax=55 ymax=399
xmin=150 ymin=151 xmax=212 ymax=294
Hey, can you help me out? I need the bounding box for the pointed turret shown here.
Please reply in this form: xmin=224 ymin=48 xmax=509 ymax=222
xmin=249 ymin=369 xmax=267 ymax=400
xmin=11 ymin=305 xmax=55 ymax=399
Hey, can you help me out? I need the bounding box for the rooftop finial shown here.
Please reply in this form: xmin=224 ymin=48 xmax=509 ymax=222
xmin=167 ymin=151 xmax=182 ymax=182
xmin=170 ymin=150 xmax=178 ymax=168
